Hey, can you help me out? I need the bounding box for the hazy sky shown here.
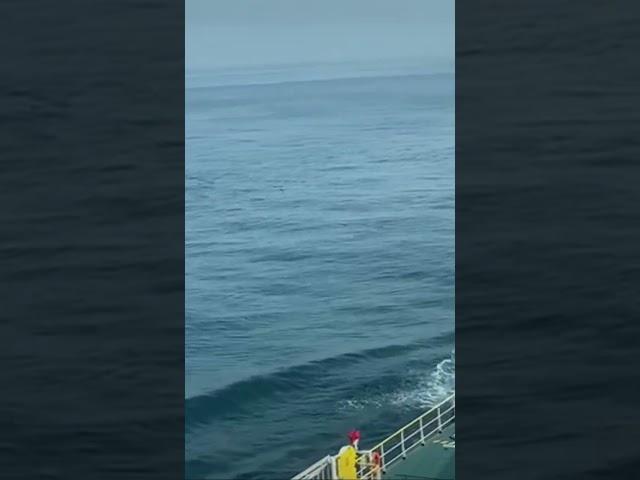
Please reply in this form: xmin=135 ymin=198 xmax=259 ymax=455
xmin=186 ymin=0 xmax=454 ymax=71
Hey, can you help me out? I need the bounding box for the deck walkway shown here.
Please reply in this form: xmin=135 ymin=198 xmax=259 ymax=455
xmin=381 ymin=423 xmax=454 ymax=480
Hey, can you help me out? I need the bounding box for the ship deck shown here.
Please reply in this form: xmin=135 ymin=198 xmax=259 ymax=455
xmin=382 ymin=423 xmax=455 ymax=480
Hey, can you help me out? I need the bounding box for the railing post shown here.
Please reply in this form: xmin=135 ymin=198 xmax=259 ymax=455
xmin=401 ymin=430 xmax=406 ymax=458
xmin=419 ymin=417 xmax=425 ymax=444
xmin=437 ymin=407 xmax=442 ymax=432
xmin=330 ymin=455 xmax=337 ymax=480
xmin=380 ymin=444 xmax=386 ymax=473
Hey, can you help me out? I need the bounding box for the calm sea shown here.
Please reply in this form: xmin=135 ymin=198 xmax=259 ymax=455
xmin=186 ymin=64 xmax=454 ymax=479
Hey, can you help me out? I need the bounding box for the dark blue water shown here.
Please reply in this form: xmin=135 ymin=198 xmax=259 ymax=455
xmin=186 ymin=65 xmax=454 ymax=479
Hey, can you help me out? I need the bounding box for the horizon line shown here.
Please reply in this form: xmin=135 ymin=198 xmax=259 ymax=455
xmin=186 ymin=69 xmax=454 ymax=91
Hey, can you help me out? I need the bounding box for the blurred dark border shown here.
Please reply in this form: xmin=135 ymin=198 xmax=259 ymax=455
xmin=1 ymin=1 xmax=184 ymax=478
xmin=3 ymin=0 xmax=640 ymax=478
xmin=457 ymin=1 xmax=640 ymax=478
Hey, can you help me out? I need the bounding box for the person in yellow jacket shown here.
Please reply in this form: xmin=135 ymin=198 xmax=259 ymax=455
xmin=337 ymin=430 xmax=360 ymax=480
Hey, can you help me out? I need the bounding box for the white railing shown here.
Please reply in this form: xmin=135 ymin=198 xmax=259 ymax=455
xmin=358 ymin=394 xmax=455 ymax=480
xmin=291 ymin=455 xmax=336 ymax=480
xmin=291 ymin=393 xmax=455 ymax=480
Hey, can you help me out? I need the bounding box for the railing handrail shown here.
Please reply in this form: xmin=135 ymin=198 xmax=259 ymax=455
xmin=291 ymin=392 xmax=455 ymax=480
xmin=370 ymin=393 xmax=454 ymax=454
xmin=291 ymin=455 xmax=334 ymax=480
xmin=355 ymin=393 xmax=455 ymax=479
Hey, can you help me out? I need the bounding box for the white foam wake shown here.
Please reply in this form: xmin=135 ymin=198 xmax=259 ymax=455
xmin=389 ymin=350 xmax=454 ymax=409
xmin=337 ymin=350 xmax=455 ymax=412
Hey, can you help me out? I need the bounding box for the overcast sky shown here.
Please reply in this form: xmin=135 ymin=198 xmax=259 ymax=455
xmin=186 ymin=0 xmax=454 ymax=71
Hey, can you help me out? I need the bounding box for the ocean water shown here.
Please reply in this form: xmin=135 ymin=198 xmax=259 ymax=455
xmin=186 ymin=65 xmax=454 ymax=479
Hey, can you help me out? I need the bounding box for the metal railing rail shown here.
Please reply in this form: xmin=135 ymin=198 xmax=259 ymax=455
xmin=357 ymin=393 xmax=455 ymax=480
xmin=291 ymin=393 xmax=454 ymax=480
xmin=292 ymin=455 xmax=336 ymax=480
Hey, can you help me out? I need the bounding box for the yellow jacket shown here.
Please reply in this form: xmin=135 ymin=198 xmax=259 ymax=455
xmin=337 ymin=445 xmax=357 ymax=480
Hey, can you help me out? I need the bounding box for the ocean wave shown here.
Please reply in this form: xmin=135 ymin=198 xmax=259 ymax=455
xmin=186 ymin=342 xmax=428 ymax=430
xmin=338 ymin=350 xmax=455 ymax=412
xmin=390 ymin=350 xmax=455 ymax=408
